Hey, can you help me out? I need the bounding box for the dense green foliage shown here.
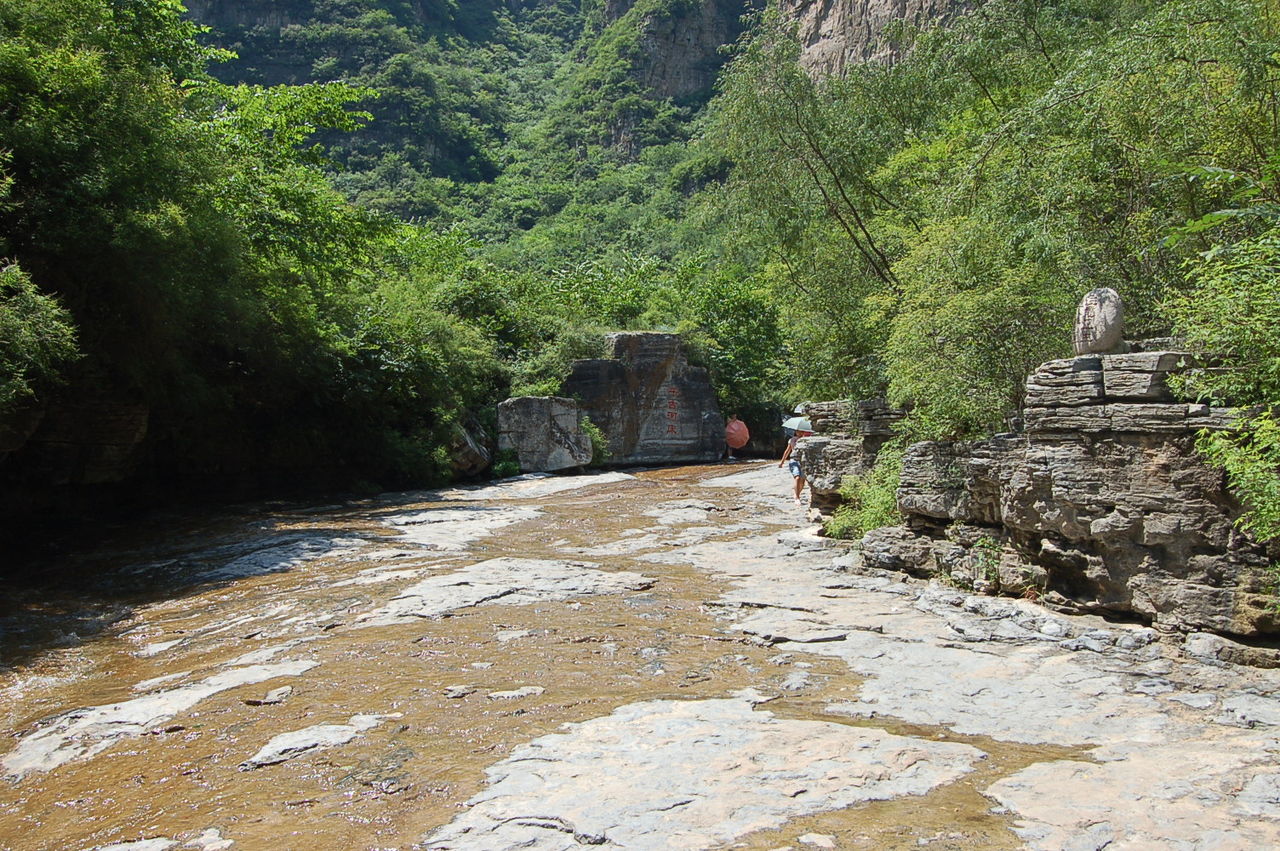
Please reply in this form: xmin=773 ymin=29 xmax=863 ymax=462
xmin=825 ymin=441 xmax=904 ymax=540
xmin=0 ymin=263 xmax=77 ymax=415
xmin=709 ymin=0 xmax=1280 ymax=439
xmin=0 ymin=0 xmax=506 ymax=487
xmin=204 ymin=0 xmax=585 ymax=218
xmin=706 ymin=0 xmax=1280 ymax=538
xmin=1169 ymin=222 xmax=1280 ymax=541
xmin=2 ymin=0 xmax=1277 ymax=539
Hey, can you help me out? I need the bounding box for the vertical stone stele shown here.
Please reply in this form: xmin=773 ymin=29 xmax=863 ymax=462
xmin=1073 ymin=287 xmax=1126 ymax=355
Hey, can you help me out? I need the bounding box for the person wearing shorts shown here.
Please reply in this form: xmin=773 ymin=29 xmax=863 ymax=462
xmin=778 ymin=430 xmax=811 ymax=504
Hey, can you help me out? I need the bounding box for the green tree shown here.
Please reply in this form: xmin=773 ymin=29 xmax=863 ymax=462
xmin=1169 ymin=225 xmax=1280 ymax=542
xmin=0 ymin=262 xmax=78 ymax=415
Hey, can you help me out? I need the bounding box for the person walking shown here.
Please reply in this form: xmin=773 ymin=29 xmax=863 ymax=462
xmin=778 ymin=428 xmax=810 ymax=505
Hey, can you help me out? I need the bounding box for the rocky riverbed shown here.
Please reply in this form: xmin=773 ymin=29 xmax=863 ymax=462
xmin=2 ymin=463 xmax=1279 ymax=850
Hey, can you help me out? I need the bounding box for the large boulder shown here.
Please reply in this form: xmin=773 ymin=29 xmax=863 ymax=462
xmin=559 ymin=333 xmax=723 ymax=466
xmin=449 ymin=422 xmax=491 ymax=478
xmin=11 ymin=399 xmax=150 ymax=486
xmin=496 ymin=397 xmax=593 ymax=473
xmin=1072 ymin=287 xmax=1125 ymax=355
xmin=793 ymin=436 xmax=874 ymax=514
xmin=791 ymin=399 xmax=905 ymax=516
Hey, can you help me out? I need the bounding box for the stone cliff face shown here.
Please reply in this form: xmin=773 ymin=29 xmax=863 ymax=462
xmin=185 ymin=0 xmax=309 ymax=29
xmin=592 ymin=0 xmax=757 ymax=104
xmin=857 ymin=346 xmax=1278 ymax=638
xmin=619 ymin=0 xmax=964 ymax=99
xmin=497 ymin=397 xmax=593 ymax=472
xmin=0 ymin=373 xmax=151 ymax=521
xmin=777 ymin=0 xmax=968 ymax=75
xmin=628 ymin=0 xmax=758 ymax=100
xmin=793 ymin=399 xmax=905 ymax=514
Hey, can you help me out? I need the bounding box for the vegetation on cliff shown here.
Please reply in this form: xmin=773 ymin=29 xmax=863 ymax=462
xmin=709 ymin=0 xmax=1280 ymax=537
xmin=1 ymin=0 xmax=1276 ymax=537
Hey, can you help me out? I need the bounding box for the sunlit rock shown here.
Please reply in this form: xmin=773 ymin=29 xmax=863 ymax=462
xmin=1072 ymin=287 xmax=1125 ymax=355
xmin=852 ymin=335 xmax=1277 ymax=637
xmin=2 ymin=661 xmax=316 ymax=779
xmin=497 ymin=396 xmax=593 ymax=472
xmin=560 ymin=332 xmax=723 ymax=466
xmin=423 ymin=693 xmax=982 ymax=849
xmin=240 ymin=713 xmax=399 ymax=769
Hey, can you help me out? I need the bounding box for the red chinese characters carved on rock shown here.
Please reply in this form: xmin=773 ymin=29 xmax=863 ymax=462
xmin=664 ymin=386 xmax=680 ymax=436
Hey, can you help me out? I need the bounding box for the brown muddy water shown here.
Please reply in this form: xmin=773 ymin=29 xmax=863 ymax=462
xmin=0 ymin=465 xmax=1073 ymax=850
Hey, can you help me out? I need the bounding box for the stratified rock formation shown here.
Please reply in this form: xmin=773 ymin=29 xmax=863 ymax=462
xmin=449 ymin=422 xmax=492 ymax=478
xmin=560 ymin=333 xmax=724 ymax=466
xmin=496 ymin=397 xmax=593 ymax=473
xmin=860 ymin=345 xmax=1278 ymax=637
xmin=1 ymin=376 xmax=150 ymax=489
xmin=777 ymin=0 xmax=968 ymax=75
xmin=792 ymin=399 xmax=905 ymax=514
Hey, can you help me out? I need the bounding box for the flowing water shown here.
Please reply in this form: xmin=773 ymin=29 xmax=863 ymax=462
xmin=1 ymin=464 xmax=1276 ymax=850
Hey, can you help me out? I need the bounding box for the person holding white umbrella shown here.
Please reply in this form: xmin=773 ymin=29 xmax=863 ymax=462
xmin=778 ymin=412 xmax=813 ymax=505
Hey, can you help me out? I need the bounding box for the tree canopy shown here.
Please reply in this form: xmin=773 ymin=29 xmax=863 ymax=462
xmin=2 ymin=0 xmax=1277 ymax=539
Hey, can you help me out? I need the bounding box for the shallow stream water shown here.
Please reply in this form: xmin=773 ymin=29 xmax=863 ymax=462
xmin=2 ymin=463 xmax=1278 ymax=850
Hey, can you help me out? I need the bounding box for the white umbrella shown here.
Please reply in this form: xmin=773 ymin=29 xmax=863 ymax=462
xmin=781 ymin=416 xmax=813 ymax=433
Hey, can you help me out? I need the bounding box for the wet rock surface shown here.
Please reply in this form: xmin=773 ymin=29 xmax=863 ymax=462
xmin=2 ymin=464 xmax=1279 ymax=849
xmin=496 ymin=396 xmax=593 ymax=473
xmin=424 ymin=691 xmax=982 ymax=849
xmin=240 ymin=712 xmax=399 ymax=769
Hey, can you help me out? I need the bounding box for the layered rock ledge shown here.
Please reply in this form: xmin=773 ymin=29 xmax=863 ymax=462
xmin=792 ymin=399 xmax=905 ymax=514
xmin=860 ymin=349 xmax=1279 ymax=638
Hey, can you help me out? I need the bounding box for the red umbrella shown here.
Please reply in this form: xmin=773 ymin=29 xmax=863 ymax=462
xmin=725 ymin=419 xmax=750 ymax=449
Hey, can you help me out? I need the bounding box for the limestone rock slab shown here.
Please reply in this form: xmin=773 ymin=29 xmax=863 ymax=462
xmin=1101 ymin=351 xmax=1185 ymax=402
xmin=559 ymin=332 xmax=723 ymax=466
xmin=985 ymin=735 xmax=1280 ymax=849
xmin=381 ymin=505 xmax=540 ymax=551
xmin=358 ymin=558 xmax=654 ymax=626
xmin=887 ymin=409 xmax=1273 ymax=634
xmin=3 ymin=661 xmax=316 ymax=779
xmin=1073 ymin=287 xmax=1125 ymax=355
xmin=423 ymin=694 xmax=983 ymax=849
xmin=240 ymin=713 xmax=397 ymax=769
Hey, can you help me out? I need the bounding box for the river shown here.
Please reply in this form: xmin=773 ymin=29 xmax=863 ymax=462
xmin=2 ymin=463 xmax=1279 ymax=850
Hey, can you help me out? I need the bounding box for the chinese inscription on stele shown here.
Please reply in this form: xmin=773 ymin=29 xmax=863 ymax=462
xmin=661 ymin=385 xmax=681 ymax=441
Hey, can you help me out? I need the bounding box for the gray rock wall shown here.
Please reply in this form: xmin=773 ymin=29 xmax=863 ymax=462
xmin=861 ymin=350 xmax=1279 ymax=637
xmin=633 ymin=0 xmax=757 ymax=101
xmin=559 ymin=333 xmax=724 ymax=466
xmin=793 ymin=399 xmax=905 ymax=514
xmin=777 ymin=0 xmax=968 ymax=76
xmin=1 ymin=392 xmax=150 ymax=487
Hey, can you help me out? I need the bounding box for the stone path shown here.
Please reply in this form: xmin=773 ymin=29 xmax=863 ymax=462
xmin=1 ymin=465 xmax=1279 ymax=849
